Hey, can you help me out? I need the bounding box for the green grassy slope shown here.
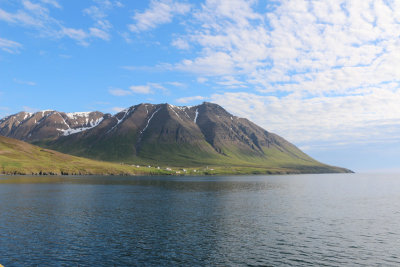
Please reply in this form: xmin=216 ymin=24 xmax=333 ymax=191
xmin=0 ymin=136 xmax=171 ymax=175
xmin=36 ymin=130 xmax=351 ymax=174
xmin=134 ymin=141 xmax=351 ymax=174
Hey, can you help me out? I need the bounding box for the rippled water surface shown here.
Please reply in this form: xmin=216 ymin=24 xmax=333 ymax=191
xmin=1 ymin=173 xmax=400 ymax=266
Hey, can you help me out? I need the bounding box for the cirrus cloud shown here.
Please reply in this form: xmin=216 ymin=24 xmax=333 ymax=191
xmin=129 ymin=0 xmax=191 ymax=32
xmin=129 ymin=85 xmax=152 ymax=94
xmin=109 ymin=88 xmax=132 ymax=96
xmin=0 ymin=37 xmax=22 ymax=53
xmin=176 ymin=95 xmax=207 ymax=104
xmin=0 ymin=0 xmax=120 ymax=46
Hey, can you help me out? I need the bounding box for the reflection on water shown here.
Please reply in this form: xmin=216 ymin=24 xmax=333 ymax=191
xmin=1 ymin=174 xmax=400 ymax=266
xmin=0 ymin=175 xmax=286 ymax=191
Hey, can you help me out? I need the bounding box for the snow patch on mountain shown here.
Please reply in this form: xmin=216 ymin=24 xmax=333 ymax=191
xmin=58 ymin=117 xmax=104 ymax=136
xmin=40 ymin=110 xmax=54 ymax=117
xmin=66 ymin=112 xmax=92 ymax=119
xmin=106 ymin=107 xmax=135 ymax=134
xmin=169 ymin=104 xmax=183 ymax=121
xmin=23 ymin=112 xmax=33 ymax=120
xmin=194 ymin=109 xmax=199 ymax=123
xmin=141 ymin=108 xmax=161 ymax=134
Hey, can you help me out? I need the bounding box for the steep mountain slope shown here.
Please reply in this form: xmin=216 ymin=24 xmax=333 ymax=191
xmin=0 ymin=110 xmax=106 ymax=142
xmin=0 ymin=135 xmax=169 ymax=175
xmin=18 ymin=102 xmax=351 ymax=173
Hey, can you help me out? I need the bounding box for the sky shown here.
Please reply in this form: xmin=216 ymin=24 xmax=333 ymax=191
xmin=1 ymin=0 xmax=400 ymax=172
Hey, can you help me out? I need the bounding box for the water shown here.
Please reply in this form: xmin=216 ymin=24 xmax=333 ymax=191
xmin=1 ymin=173 xmax=400 ymax=266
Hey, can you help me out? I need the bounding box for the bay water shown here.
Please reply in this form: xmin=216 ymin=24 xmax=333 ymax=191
xmin=1 ymin=173 xmax=400 ymax=266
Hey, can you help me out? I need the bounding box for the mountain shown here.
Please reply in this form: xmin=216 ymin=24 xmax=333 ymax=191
xmin=0 ymin=135 xmax=170 ymax=175
xmin=0 ymin=102 xmax=352 ymax=174
xmin=0 ymin=110 xmax=106 ymax=142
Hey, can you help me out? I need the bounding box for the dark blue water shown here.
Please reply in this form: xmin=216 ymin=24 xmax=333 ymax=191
xmin=1 ymin=173 xmax=400 ymax=266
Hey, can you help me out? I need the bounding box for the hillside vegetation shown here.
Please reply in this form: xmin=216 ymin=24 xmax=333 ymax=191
xmin=0 ymin=136 xmax=170 ymax=175
xmin=0 ymin=135 xmax=350 ymax=176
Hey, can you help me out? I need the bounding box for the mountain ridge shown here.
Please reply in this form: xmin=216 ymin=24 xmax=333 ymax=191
xmin=0 ymin=110 xmax=106 ymax=142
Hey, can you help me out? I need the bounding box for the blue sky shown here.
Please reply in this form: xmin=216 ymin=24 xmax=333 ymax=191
xmin=1 ymin=0 xmax=400 ymax=172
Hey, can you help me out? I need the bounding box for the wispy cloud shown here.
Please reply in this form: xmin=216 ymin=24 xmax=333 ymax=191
xmin=176 ymin=95 xmax=207 ymax=104
xmin=171 ymin=0 xmax=267 ymax=77
xmin=216 ymin=76 xmax=247 ymax=88
xmin=82 ymin=0 xmax=123 ymax=41
xmin=14 ymin=78 xmax=36 ymax=86
xmin=0 ymin=0 xmax=120 ymax=46
xmin=59 ymin=54 xmax=72 ymax=59
xmin=0 ymin=37 xmax=22 ymax=53
xmin=166 ymin=81 xmax=186 ymax=87
xmin=0 ymin=4 xmax=47 ymax=28
xmin=22 ymin=106 xmax=39 ymax=113
xmin=83 ymin=0 xmax=123 ymax=20
xmin=129 ymin=85 xmax=152 ymax=94
xmin=111 ymin=107 xmax=125 ymax=113
xmin=129 ymin=0 xmax=191 ymax=32
xmin=109 ymin=88 xmax=132 ymax=96
xmin=89 ymin=27 xmax=109 ymax=40
xmin=197 ymin=77 xmax=207 ymax=83
xmin=109 ymin=83 xmax=167 ymax=96
xmin=40 ymin=0 xmax=62 ymax=9
xmin=61 ymin=27 xmax=89 ymax=46
xmin=120 ymin=64 xmax=167 ymax=72
xmin=0 ymin=2 xmax=68 ymax=42
xmin=171 ymin=38 xmax=190 ymax=50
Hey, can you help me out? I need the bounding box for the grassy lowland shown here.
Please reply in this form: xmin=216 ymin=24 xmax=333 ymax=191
xmin=0 ymin=136 xmax=172 ymax=175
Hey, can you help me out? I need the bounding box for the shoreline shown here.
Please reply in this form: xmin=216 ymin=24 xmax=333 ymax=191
xmin=0 ymin=168 xmax=353 ymax=177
